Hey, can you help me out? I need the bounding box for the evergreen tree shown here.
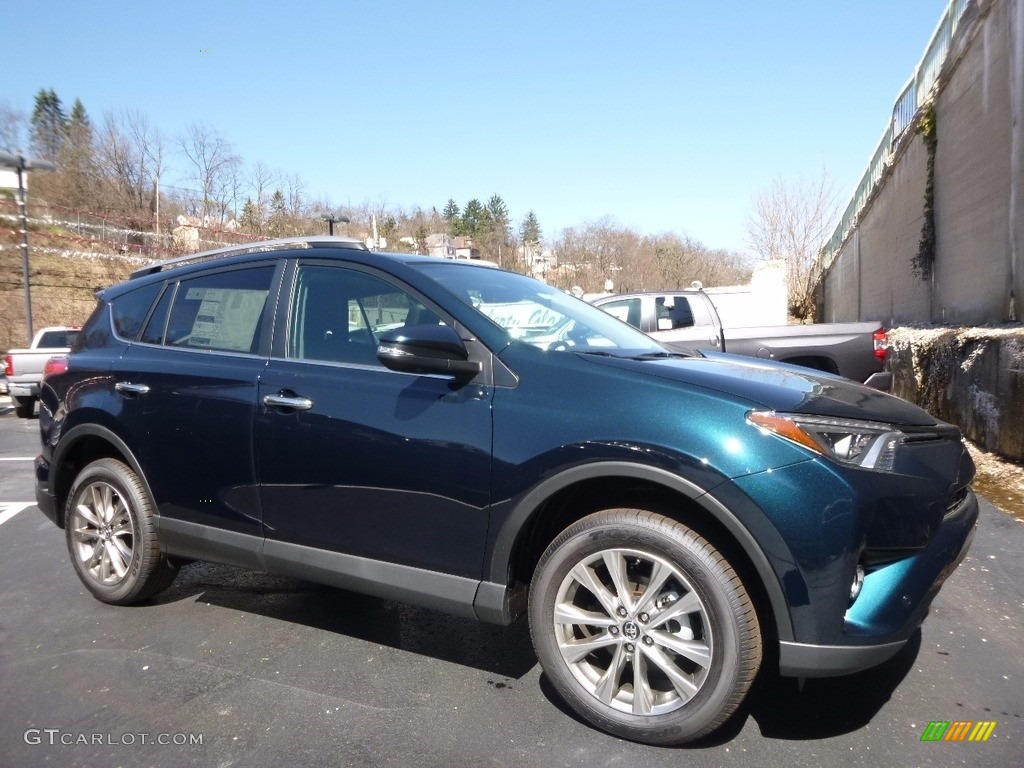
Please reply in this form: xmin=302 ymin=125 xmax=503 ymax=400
xmin=442 ymin=198 xmax=461 ymax=236
xmin=60 ymin=98 xmax=95 ymax=208
xmin=270 ymin=189 xmax=286 ymax=216
xmin=415 ymin=222 xmax=429 ymax=255
xmin=485 ymin=194 xmax=509 ymax=233
xmin=30 ymin=88 xmax=67 ymax=158
xmin=268 ymin=189 xmax=288 ymax=234
xmin=240 ymin=197 xmax=262 ymax=233
xmin=69 ymin=99 xmax=90 ymax=133
xmin=520 ymin=211 xmax=542 ymax=246
xmin=462 ymin=198 xmax=484 ymax=239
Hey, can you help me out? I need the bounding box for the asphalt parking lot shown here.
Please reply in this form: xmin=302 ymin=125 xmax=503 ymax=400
xmin=0 ymin=399 xmax=1020 ymax=767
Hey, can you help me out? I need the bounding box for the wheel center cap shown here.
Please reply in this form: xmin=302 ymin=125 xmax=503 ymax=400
xmin=622 ymin=621 xmax=640 ymax=640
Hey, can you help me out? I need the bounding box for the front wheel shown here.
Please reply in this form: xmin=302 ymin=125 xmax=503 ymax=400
xmin=65 ymin=458 xmax=178 ymax=605
xmin=529 ymin=509 xmax=761 ymax=745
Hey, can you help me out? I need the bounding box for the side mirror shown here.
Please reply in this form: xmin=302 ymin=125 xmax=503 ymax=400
xmin=376 ymin=324 xmax=482 ymax=379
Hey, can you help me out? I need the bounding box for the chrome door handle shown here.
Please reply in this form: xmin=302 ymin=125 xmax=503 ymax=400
xmin=115 ymin=382 xmax=150 ymax=395
xmin=263 ymin=393 xmax=314 ymax=411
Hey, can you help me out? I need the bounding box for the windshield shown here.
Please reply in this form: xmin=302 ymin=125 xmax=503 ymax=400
xmin=414 ymin=263 xmax=668 ymax=356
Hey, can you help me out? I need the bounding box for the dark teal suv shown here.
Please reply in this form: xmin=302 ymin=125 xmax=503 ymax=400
xmin=36 ymin=237 xmax=977 ymax=745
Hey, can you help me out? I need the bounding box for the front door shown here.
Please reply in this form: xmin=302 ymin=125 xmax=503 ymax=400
xmin=255 ymin=262 xmax=493 ymax=579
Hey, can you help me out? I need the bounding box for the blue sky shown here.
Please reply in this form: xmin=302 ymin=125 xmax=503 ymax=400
xmin=3 ymin=0 xmax=950 ymax=253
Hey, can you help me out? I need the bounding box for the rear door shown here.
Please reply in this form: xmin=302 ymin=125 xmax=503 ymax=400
xmin=255 ymin=260 xmax=493 ymax=579
xmin=112 ymin=262 xmax=278 ymax=542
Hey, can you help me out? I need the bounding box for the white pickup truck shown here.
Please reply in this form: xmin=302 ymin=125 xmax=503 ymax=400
xmin=591 ymin=291 xmax=892 ymax=390
xmin=3 ymin=326 xmax=80 ymax=418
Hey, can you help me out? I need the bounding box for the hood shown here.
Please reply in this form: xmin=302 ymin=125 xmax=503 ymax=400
xmin=582 ymin=351 xmax=937 ymax=427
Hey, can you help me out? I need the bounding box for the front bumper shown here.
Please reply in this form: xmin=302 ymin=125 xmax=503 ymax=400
xmin=778 ymin=487 xmax=978 ymax=677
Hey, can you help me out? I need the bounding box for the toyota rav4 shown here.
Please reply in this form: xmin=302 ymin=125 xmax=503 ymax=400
xmin=36 ymin=236 xmax=977 ymax=745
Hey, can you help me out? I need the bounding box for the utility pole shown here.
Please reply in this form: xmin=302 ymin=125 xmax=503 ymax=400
xmin=0 ymin=151 xmax=57 ymax=343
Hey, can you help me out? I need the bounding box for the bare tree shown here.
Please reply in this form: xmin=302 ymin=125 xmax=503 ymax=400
xmin=0 ymin=102 xmax=27 ymax=153
xmin=177 ymin=123 xmax=240 ymax=222
xmin=94 ymin=111 xmax=164 ymax=217
xmin=248 ymin=161 xmax=277 ymax=220
xmin=746 ymin=171 xmax=839 ymax=321
xmin=283 ymin=172 xmax=306 ymax=217
xmin=551 ymin=220 xmax=751 ymax=294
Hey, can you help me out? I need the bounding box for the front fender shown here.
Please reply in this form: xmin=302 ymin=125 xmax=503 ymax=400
xmin=480 ymin=459 xmax=796 ymax=643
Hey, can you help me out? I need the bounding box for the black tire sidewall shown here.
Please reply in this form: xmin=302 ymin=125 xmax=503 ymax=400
xmin=13 ymin=396 xmax=34 ymax=418
xmin=529 ymin=515 xmax=749 ymax=745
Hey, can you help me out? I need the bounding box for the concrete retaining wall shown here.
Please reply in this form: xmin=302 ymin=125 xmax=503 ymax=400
xmin=888 ymin=326 xmax=1024 ymax=460
xmin=824 ymin=0 xmax=1024 ymax=325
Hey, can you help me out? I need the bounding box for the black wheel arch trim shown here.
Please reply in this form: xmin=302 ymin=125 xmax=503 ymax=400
xmin=485 ymin=460 xmax=795 ymax=642
xmin=48 ymin=423 xmax=158 ymax=529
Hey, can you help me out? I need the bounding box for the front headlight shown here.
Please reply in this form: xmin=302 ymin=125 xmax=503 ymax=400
xmin=748 ymin=411 xmax=904 ymax=471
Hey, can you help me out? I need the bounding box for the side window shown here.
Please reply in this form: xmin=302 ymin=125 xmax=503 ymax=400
xmin=656 ymin=296 xmax=695 ymax=330
xmin=599 ymin=298 xmax=642 ymax=329
xmin=289 ymin=265 xmax=441 ymax=365
xmin=164 ymin=266 xmax=274 ymax=353
xmin=111 ymin=282 xmax=161 ymax=341
xmin=140 ymin=284 xmax=174 ymax=345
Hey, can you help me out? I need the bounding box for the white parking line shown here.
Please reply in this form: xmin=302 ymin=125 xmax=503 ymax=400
xmin=0 ymin=457 xmax=36 ymax=461
xmin=0 ymin=503 xmax=35 ymax=526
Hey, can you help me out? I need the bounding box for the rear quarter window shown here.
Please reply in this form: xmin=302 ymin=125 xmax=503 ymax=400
xmin=75 ymin=303 xmax=110 ymax=350
xmin=111 ymin=282 xmax=162 ymax=341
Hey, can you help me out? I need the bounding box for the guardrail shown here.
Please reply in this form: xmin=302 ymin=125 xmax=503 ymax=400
xmin=822 ymin=0 xmax=971 ymax=265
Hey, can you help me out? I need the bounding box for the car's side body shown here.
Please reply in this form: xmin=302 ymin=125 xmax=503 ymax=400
xmin=34 ymin=238 xmax=977 ymax=744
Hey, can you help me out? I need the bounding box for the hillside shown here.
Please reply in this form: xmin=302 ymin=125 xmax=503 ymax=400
xmin=0 ymin=224 xmax=150 ymax=350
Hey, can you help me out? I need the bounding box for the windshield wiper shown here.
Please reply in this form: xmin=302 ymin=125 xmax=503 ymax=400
xmin=574 ymin=350 xmax=619 ymax=357
xmin=632 ymin=351 xmax=693 ymax=359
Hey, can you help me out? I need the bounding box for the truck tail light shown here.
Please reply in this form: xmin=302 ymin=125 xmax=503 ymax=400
xmin=873 ymin=330 xmax=888 ymax=362
xmin=3 ymin=354 xmax=12 ymax=377
xmin=43 ymin=355 xmax=69 ymax=379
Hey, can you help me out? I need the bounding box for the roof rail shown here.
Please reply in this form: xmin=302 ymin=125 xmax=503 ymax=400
xmin=129 ymin=236 xmax=368 ymax=279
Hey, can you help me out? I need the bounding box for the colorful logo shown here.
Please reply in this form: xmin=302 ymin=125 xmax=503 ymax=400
xmin=920 ymin=721 xmax=997 ymax=742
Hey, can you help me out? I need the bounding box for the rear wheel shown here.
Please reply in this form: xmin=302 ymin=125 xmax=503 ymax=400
xmin=65 ymin=458 xmax=177 ymax=605
xmin=13 ymin=395 xmax=34 ymax=418
xmin=529 ymin=509 xmax=761 ymax=745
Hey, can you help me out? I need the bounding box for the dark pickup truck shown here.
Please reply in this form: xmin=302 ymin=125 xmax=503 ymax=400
xmin=592 ymin=290 xmax=891 ymax=389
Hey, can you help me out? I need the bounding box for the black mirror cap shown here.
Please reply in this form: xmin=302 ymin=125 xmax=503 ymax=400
xmin=376 ymin=324 xmax=481 ymax=378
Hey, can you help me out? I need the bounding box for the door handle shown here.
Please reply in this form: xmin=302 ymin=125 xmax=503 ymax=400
xmin=263 ymin=393 xmax=314 ymax=411
xmin=115 ymin=382 xmax=150 ymax=396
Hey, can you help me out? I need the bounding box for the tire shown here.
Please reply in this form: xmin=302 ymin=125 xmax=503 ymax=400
xmin=65 ymin=458 xmax=178 ymax=605
xmin=529 ymin=509 xmax=761 ymax=745
xmin=13 ymin=395 xmax=35 ymax=418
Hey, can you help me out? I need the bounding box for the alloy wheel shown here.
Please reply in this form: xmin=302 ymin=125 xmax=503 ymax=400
xmin=553 ymin=547 xmax=712 ymax=716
